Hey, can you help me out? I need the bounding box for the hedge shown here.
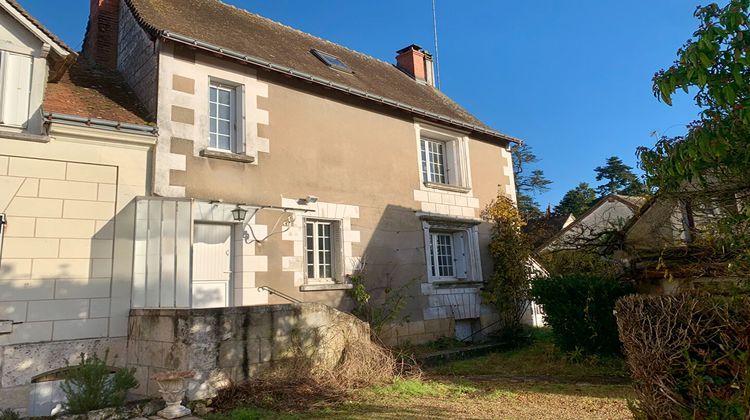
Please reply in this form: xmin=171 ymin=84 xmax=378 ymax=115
xmin=615 ymin=293 xmax=750 ymax=419
xmin=531 ymin=274 xmax=633 ymax=355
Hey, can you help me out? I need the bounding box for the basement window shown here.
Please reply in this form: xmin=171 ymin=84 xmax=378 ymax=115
xmin=311 ymin=49 xmax=352 ymax=73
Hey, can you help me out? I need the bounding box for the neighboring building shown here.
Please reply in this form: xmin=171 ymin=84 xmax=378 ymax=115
xmin=524 ymin=212 xmax=575 ymax=250
xmin=0 ymin=0 xmax=520 ymax=413
xmin=619 ymin=194 xmax=735 ymax=294
xmin=536 ymin=195 xmax=645 ymax=254
xmin=0 ymin=0 xmax=156 ymax=414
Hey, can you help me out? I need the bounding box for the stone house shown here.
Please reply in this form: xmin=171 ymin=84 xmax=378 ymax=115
xmin=0 ymin=0 xmax=520 ymax=413
xmin=536 ymin=194 xmax=646 ymax=254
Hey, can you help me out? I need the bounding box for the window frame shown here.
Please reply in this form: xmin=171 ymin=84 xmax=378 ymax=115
xmin=429 ymin=232 xmax=455 ymax=278
xmin=304 ymin=218 xmax=342 ymax=283
xmin=208 ymin=81 xmax=236 ymax=152
xmin=206 ymin=77 xmax=247 ymax=156
xmin=422 ymin=219 xmax=482 ymax=283
xmin=416 ymin=122 xmax=473 ymax=191
xmin=420 ymin=137 xmax=448 ymax=184
xmin=311 ymin=49 xmax=353 ymax=73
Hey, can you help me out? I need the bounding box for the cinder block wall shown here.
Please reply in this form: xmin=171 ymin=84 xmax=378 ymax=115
xmin=127 ymin=302 xmax=370 ymax=400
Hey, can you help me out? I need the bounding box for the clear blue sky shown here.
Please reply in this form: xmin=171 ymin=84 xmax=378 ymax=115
xmin=19 ymin=0 xmax=708 ymax=208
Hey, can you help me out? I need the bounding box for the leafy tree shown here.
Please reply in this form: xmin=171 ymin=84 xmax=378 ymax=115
xmin=594 ymin=156 xmax=645 ymax=197
xmin=511 ymin=144 xmax=552 ymax=219
xmin=482 ymin=195 xmax=532 ymax=339
xmin=554 ymin=182 xmax=597 ymax=217
xmin=642 ymin=0 xmax=750 ymax=273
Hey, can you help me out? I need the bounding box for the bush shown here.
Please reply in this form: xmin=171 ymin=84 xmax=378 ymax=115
xmin=61 ymin=351 xmax=139 ymax=414
xmin=0 ymin=408 xmax=20 ymax=420
xmin=531 ymin=274 xmax=633 ymax=355
xmin=347 ymin=271 xmax=410 ymax=336
xmin=616 ymin=293 xmax=750 ymax=419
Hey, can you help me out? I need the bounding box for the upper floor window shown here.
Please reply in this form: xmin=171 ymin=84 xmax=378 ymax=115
xmin=417 ymin=123 xmax=472 ymax=192
xmin=0 ymin=51 xmax=33 ymax=128
xmin=305 ymin=219 xmax=342 ymax=282
xmin=420 ymin=138 xmax=447 ymax=184
xmin=209 ymin=82 xmax=235 ymax=151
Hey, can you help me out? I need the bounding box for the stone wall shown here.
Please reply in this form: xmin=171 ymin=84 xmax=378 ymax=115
xmin=127 ymin=302 xmax=369 ymax=400
xmin=0 ymin=337 xmax=126 ymax=416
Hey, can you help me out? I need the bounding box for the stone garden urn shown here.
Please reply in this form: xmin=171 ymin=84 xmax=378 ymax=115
xmin=151 ymin=370 xmax=194 ymax=419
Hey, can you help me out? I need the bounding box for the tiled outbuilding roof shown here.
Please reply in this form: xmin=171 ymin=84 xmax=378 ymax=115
xmin=43 ymin=58 xmax=153 ymax=126
xmin=124 ymin=0 xmax=518 ymax=143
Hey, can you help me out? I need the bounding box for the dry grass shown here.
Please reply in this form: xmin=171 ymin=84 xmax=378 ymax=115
xmin=212 ymin=325 xmax=415 ymax=413
xmin=210 ymin=379 xmax=634 ymax=420
xmin=326 ymin=379 xmax=635 ymax=420
xmin=209 ymin=329 xmax=634 ymax=419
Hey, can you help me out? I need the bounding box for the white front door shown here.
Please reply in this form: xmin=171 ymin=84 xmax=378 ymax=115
xmin=192 ymin=223 xmax=233 ymax=308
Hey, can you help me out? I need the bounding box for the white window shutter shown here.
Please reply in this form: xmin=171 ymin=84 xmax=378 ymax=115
xmin=453 ymin=231 xmax=468 ymax=279
xmin=1 ymin=53 xmax=32 ymax=127
xmin=235 ymin=84 xmax=246 ymax=154
xmin=332 ymin=221 xmax=344 ymax=281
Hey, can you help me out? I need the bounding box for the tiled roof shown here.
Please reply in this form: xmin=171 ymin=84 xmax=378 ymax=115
xmin=615 ymin=195 xmax=648 ymax=211
xmin=125 ymin=0 xmax=516 ymax=142
xmin=43 ymin=58 xmax=153 ymax=126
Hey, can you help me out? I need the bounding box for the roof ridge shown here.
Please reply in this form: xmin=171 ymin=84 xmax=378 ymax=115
xmin=122 ymin=0 xmax=520 ymax=143
xmin=216 ymin=0 xmax=398 ymax=69
xmin=4 ymin=0 xmax=75 ymax=54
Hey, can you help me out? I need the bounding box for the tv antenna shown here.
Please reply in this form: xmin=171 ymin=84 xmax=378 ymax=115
xmin=432 ymin=0 xmax=441 ymax=89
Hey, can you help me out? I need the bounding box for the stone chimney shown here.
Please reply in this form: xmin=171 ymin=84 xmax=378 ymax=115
xmin=423 ymin=50 xmax=435 ymax=87
xmin=82 ymin=0 xmax=121 ymax=69
xmin=396 ymin=44 xmax=435 ymax=86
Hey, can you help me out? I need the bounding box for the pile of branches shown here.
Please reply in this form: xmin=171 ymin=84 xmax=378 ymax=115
xmin=212 ymin=324 xmax=419 ymax=413
xmin=616 ymin=292 xmax=750 ymax=419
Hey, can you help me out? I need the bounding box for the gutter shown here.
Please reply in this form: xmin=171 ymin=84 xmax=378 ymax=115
xmin=44 ymin=112 xmax=158 ymax=135
xmin=160 ymin=31 xmax=521 ymax=145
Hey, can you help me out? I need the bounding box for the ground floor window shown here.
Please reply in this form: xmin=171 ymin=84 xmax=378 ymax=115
xmin=422 ymin=219 xmax=482 ymax=282
xmin=305 ymin=219 xmax=340 ymax=281
xmin=430 ymin=232 xmax=456 ymax=277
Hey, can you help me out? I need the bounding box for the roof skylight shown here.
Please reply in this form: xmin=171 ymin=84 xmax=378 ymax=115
xmin=311 ymin=49 xmax=352 ymax=73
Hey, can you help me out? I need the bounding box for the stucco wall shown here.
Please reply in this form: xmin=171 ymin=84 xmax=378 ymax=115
xmin=150 ymin=42 xmax=515 ymax=344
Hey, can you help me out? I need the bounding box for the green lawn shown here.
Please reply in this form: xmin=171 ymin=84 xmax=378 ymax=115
xmin=206 ymin=329 xmax=634 ymax=420
xmin=430 ymin=328 xmax=629 ymax=379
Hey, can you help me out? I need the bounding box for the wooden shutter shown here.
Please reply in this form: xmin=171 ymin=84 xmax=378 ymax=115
xmin=332 ymin=220 xmax=344 ymax=281
xmin=234 ymin=84 xmax=246 ymax=154
xmin=453 ymin=231 xmax=468 ymax=279
xmin=1 ymin=52 xmax=32 ymax=127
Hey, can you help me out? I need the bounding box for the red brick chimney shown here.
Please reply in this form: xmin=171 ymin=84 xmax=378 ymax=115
xmin=82 ymin=0 xmax=121 ymax=69
xmin=396 ymin=44 xmax=427 ymax=83
xmin=396 ymin=45 xmax=436 ymax=87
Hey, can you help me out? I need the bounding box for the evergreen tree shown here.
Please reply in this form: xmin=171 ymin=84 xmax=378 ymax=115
xmin=554 ymin=182 xmax=597 ymax=217
xmin=511 ymin=144 xmax=552 ymax=219
xmin=594 ymin=156 xmax=644 ymax=196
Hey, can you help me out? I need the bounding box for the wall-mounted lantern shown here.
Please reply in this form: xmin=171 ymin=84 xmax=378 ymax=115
xmin=231 ymin=205 xmax=247 ymax=222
